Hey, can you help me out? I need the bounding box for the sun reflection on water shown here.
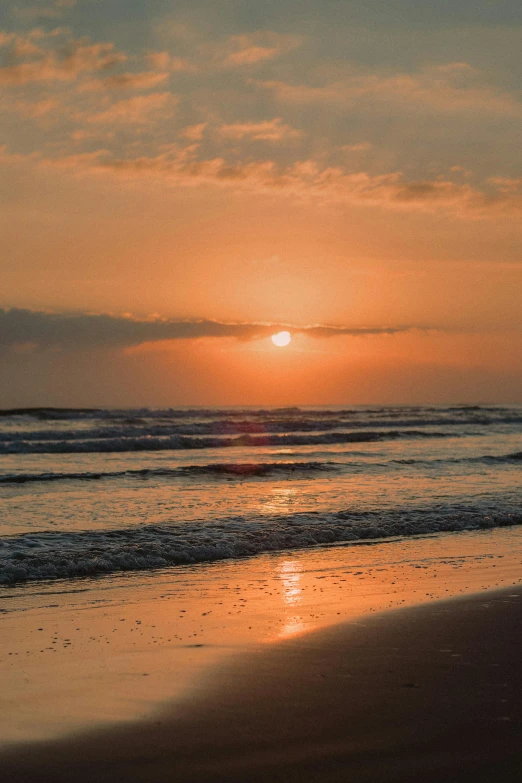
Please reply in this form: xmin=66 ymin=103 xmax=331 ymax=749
xmin=263 ymin=486 xmax=297 ymax=515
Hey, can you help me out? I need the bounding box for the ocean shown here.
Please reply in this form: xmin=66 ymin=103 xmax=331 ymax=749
xmin=1 ymin=405 xmax=521 ymax=589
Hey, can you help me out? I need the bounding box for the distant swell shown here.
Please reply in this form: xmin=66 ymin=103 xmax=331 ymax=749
xmin=2 ymin=451 xmax=521 ymax=486
xmin=3 ymin=416 xmax=522 ymax=445
xmin=3 ymin=420 xmax=522 ymax=446
xmin=0 ymin=404 xmax=517 ymax=421
xmin=392 ymin=451 xmax=522 ymax=467
xmin=1 ymin=501 xmax=521 ymax=585
xmin=0 ymin=429 xmax=452 ymax=455
xmin=0 ymin=461 xmax=338 ymax=485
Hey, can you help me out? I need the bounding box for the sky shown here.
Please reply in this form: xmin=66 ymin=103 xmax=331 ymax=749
xmin=1 ymin=0 xmax=522 ymax=406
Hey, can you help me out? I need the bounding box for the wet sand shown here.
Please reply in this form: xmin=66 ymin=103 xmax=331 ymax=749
xmin=1 ymin=585 xmax=522 ymax=782
xmin=2 ymin=527 xmax=522 ymax=746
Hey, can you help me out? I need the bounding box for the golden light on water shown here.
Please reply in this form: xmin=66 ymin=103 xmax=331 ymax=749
xmin=271 ymin=331 xmax=292 ymax=347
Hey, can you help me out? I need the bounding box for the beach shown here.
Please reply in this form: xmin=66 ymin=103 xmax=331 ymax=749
xmin=2 ymin=0 xmax=522 ymax=772
xmin=2 ymin=525 xmax=522 ymax=781
xmin=1 ymin=405 xmax=522 ymax=779
xmin=3 ymin=0 xmax=522 ymax=774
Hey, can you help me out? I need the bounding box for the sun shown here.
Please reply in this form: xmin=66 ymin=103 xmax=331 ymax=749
xmin=271 ymin=331 xmax=291 ymax=347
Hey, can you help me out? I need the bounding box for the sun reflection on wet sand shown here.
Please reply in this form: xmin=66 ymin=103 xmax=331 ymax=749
xmin=279 ymin=559 xmax=302 ymax=606
xmin=3 ymin=528 xmax=522 ymax=744
xmin=277 ymin=559 xmax=306 ymax=638
xmin=279 ymin=616 xmax=307 ymax=638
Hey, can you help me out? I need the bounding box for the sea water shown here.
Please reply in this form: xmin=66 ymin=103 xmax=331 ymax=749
xmin=1 ymin=405 xmax=521 ymax=588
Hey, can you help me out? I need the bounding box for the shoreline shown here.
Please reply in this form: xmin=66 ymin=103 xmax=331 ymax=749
xmin=2 ymin=525 xmax=522 ymax=750
xmin=2 ymin=583 xmax=522 ymax=781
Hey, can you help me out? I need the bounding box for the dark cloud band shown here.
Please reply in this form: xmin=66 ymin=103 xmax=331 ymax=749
xmin=0 ymin=308 xmax=427 ymax=351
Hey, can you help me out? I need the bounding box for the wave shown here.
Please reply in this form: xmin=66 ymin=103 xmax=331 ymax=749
xmin=0 ymin=419 xmax=412 ymax=442
xmin=391 ymin=451 xmax=522 ymax=466
xmin=0 ymin=407 xmax=100 ymax=419
xmin=0 ymin=404 xmax=518 ymax=421
xmin=3 ymin=414 xmax=522 ymax=445
xmin=394 ymin=453 xmax=522 ymax=466
xmin=483 ymin=451 xmax=522 ymax=462
xmin=0 ymin=419 xmax=439 ymax=442
xmin=0 ymin=406 xmax=341 ymax=421
xmin=2 ymin=450 xmax=521 ymax=486
xmin=0 ymin=461 xmax=338 ymax=485
xmin=0 ymin=429 xmax=453 ymax=455
xmin=1 ymin=501 xmax=521 ymax=585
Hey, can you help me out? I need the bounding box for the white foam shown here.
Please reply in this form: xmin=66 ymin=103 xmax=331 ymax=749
xmin=1 ymin=503 xmax=520 ymax=585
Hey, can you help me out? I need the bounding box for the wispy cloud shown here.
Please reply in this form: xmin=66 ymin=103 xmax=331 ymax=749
xmin=1 ymin=25 xmax=520 ymax=221
xmin=257 ymin=63 xmax=522 ymax=116
xmin=487 ymin=177 xmax=522 ymax=194
xmin=12 ymin=0 xmax=76 ymax=21
xmin=219 ymin=118 xmax=302 ymax=142
xmin=342 ymin=142 xmax=372 ymax=152
xmin=179 ymin=122 xmax=207 ymax=140
xmin=0 ymin=308 xmax=429 ymax=352
xmin=145 ymin=51 xmax=196 ymax=73
xmin=149 ymin=26 xmax=301 ymax=70
xmin=86 ymin=92 xmax=175 ymax=124
xmin=0 ymin=34 xmax=126 ymax=85
xmin=2 ymin=96 xmax=58 ymax=118
xmin=215 ymin=31 xmax=303 ymax=68
xmin=83 ymin=71 xmax=169 ymax=92
xmin=17 ymin=145 xmax=521 ymax=217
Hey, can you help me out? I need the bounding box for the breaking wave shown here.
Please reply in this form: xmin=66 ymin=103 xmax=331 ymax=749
xmin=0 ymin=429 xmax=453 ymax=455
xmin=1 ymin=501 xmax=521 ymax=585
xmin=0 ymin=461 xmax=338 ymax=485
xmin=0 ymin=404 xmax=518 ymax=421
xmin=1 ymin=451 xmax=521 ymax=485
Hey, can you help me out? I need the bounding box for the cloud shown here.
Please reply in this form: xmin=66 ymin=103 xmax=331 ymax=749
xmin=0 ymin=309 xmax=428 ymax=352
xmin=219 ymin=118 xmax=302 ymax=142
xmin=178 ymin=122 xmax=207 ymax=140
xmin=12 ymin=0 xmax=76 ymax=21
xmin=257 ymin=63 xmax=522 ymax=116
xmin=37 ymin=149 xmax=110 ymax=168
xmin=70 ymin=128 xmax=114 ymax=142
xmin=342 ymin=142 xmax=372 ymax=152
xmin=3 ymin=96 xmax=58 ymax=118
xmin=223 ymin=32 xmax=302 ymax=68
xmin=148 ymin=27 xmax=301 ymax=71
xmin=0 ymin=35 xmax=126 ymax=85
xmin=29 ymin=146 xmax=521 ymax=216
xmin=146 ymin=52 xmax=195 ymax=72
xmin=227 ymin=45 xmax=279 ymax=66
xmin=83 ymin=71 xmax=169 ymax=91
xmin=86 ymin=92 xmax=175 ymax=124
xmin=487 ymin=177 xmax=522 ymax=194
xmin=2 ymin=142 xmax=521 ymax=218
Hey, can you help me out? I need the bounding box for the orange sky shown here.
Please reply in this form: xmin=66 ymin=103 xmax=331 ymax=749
xmin=1 ymin=0 xmax=521 ymax=406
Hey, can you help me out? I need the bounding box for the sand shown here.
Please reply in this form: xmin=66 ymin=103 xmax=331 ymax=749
xmin=1 ymin=527 xmax=522 ymax=780
xmin=1 ymin=586 xmax=522 ymax=782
